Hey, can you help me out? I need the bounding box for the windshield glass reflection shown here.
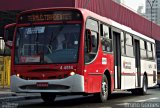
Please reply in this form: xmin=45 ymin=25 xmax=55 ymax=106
xmin=15 ymin=24 xmax=81 ymax=64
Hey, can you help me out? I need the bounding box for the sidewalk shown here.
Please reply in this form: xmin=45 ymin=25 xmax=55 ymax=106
xmin=0 ymin=87 xmax=40 ymax=102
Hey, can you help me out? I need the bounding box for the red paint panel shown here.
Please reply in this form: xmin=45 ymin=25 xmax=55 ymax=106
xmin=0 ymin=0 xmax=76 ymax=10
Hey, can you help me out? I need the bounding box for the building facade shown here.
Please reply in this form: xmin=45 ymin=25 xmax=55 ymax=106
xmin=145 ymin=0 xmax=160 ymax=71
xmin=145 ymin=0 xmax=160 ymax=25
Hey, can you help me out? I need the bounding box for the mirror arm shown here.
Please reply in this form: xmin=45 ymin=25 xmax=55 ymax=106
xmin=86 ymin=29 xmax=92 ymax=53
xmin=4 ymin=23 xmax=16 ymax=49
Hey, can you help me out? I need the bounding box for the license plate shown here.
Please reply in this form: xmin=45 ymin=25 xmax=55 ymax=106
xmin=36 ymin=82 xmax=48 ymax=88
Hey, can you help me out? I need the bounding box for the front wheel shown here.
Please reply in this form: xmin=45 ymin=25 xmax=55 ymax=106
xmin=94 ymin=75 xmax=109 ymax=103
xmin=41 ymin=93 xmax=56 ymax=104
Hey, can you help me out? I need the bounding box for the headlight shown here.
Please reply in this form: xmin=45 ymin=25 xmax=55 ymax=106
xmin=16 ymin=74 xmax=20 ymax=77
xmin=70 ymin=72 xmax=75 ymax=76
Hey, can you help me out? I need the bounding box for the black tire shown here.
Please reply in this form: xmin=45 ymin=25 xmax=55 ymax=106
xmin=94 ymin=75 xmax=109 ymax=103
xmin=140 ymin=75 xmax=148 ymax=95
xmin=41 ymin=93 xmax=56 ymax=104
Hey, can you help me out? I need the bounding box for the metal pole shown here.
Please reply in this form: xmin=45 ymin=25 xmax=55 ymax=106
xmin=147 ymin=0 xmax=156 ymax=38
xmin=151 ymin=6 xmax=152 ymax=38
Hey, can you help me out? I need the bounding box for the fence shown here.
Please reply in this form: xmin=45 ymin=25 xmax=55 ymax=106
xmin=0 ymin=56 xmax=11 ymax=88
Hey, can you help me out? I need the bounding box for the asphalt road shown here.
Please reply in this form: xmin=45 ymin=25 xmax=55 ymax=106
xmin=2 ymin=87 xmax=160 ymax=108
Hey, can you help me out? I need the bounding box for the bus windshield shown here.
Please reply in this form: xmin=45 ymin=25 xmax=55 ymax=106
xmin=14 ymin=24 xmax=81 ymax=64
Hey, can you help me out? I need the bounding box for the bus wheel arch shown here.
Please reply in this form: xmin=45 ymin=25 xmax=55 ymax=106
xmin=131 ymin=72 xmax=148 ymax=95
xmin=93 ymin=69 xmax=111 ymax=103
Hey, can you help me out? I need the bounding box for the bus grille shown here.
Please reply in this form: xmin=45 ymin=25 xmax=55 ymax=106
xmin=20 ymin=84 xmax=70 ymax=90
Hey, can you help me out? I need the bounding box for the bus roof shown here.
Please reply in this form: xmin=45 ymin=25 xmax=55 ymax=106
xmin=110 ymin=19 xmax=155 ymax=43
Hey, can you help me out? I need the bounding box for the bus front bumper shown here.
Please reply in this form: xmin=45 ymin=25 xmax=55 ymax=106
xmin=10 ymin=74 xmax=84 ymax=93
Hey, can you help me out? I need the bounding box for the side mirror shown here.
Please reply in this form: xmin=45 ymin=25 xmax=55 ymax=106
xmin=0 ymin=38 xmax=11 ymax=56
xmin=4 ymin=23 xmax=16 ymax=48
xmin=85 ymin=29 xmax=92 ymax=53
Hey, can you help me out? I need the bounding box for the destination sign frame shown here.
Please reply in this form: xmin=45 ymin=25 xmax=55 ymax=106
xmin=18 ymin=10 xmax=82 ymax=23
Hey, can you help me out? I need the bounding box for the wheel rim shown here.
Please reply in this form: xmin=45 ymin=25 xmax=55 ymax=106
xmin=102 ymin=81 xmax=108 ymax=97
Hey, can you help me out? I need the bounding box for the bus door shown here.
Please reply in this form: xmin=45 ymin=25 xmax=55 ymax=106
xmin=112 ymin=29 xmax=121 ymax=89
xmin=134 ymin=39 xmax=141 ymax=87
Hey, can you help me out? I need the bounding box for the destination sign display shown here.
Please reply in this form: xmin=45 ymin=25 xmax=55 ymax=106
xmin=27 ymin=13 xmax=72 ymax=22
xmin=18 ymin=10 xmax=82 ymax=23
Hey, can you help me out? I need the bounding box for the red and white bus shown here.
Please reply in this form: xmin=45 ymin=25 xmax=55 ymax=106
xmin=4 ymin=8 xmax=157 ymax=103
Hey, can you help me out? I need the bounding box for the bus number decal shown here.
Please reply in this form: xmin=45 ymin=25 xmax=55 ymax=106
xmin=60 ymin=66 xmax=74 ymax=70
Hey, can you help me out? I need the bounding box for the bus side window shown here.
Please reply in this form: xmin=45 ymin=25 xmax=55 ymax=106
xmin=121 ymin=32 xmax=125 ymax=55
xmin=125 ymin=33 xmax=134 ymax=57
xmin=147 ymin=42 xmax=153 ymax=60
xmin=100 ymin=24 xmax=112 ymax=52
xmin=152 ymin=43 xmax=156 ymax=60
xmin=140 ymin=40 xmax=147 ymax=59
xmin=91 ymin=31 xmax=98 ymax=52
xmin=85 ymin=18 xmax=99 ymax=63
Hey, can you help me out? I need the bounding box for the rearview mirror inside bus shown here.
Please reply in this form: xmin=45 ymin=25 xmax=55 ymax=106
xmin=4 ymin=23 xmax=16 ymax=48
xmin=86 ymin=29 xmax=92 ymax=53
